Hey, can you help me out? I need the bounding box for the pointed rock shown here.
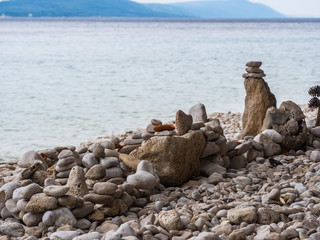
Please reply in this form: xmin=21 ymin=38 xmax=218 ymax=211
xmin=66 ymin=166 xmax=88 ymax=197
xmin=175 ymin=110 xmax=193 ymax=136
xmin=188 ymin=103 xmax=207 ymax=123
xmin=241 ymin=74 xmax=276 ymax=138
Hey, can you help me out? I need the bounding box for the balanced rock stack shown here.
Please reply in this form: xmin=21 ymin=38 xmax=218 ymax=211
xmin=241 ymin=61 xmax=276 ymax=139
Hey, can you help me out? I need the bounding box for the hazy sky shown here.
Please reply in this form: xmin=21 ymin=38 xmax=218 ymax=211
xmin=134 ymin=0 xmax=320 ymax=17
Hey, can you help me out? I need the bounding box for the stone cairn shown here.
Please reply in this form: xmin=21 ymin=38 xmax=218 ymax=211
xmin=241 ymin=61 xmax=276 ymax=138
xmin=2 ymin=67 xmax=320 ymax=239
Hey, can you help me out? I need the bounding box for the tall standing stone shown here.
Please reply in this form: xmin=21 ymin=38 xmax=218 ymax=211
xmin=241 ymin=61 xmax=276 ymax=138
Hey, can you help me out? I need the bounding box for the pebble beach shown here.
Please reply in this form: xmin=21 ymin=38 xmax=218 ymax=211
xmin=1 ymin=61 xmax=320 ymax=240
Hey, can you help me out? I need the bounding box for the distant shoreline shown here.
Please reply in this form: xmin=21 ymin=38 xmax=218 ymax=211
xmin=0 ymin=17 xmax=320 ymax=22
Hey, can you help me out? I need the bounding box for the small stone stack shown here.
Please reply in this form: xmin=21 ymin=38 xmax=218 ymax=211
xmin=242 ymin=61 xmax=266 ymax=79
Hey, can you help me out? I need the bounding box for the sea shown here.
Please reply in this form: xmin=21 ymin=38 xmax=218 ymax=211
xmin=1 ymin=18 xmax=320 ymax=161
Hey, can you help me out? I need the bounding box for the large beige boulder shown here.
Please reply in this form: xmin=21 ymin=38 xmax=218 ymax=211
xmin=129 ymin=131 xmax=205 ymax=186
xmin=241 ymin=78 xmax=276 ymax=138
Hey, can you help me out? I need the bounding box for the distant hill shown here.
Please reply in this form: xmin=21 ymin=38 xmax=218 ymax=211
xmin=0 ymin=0 xmax=284 ymax=18
xmin=146 ymin=0 xmax=284 ymax=18
xmin=0 ymin=0 xmax=182 ymax=17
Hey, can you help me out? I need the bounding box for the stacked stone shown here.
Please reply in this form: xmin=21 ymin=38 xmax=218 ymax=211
xmin=241 ymin=61 xmax=277 ymax=138
xmin=242 ymin=61 xmax=265 ymax=79
xmin=186 ymin=103 xmax=230 ymax=177
xmin=54 ymin=149 xmax=81 ymax=185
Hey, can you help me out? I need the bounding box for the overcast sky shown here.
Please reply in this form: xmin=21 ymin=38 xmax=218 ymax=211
xmin=133 ymin=0 xmax=320 ymax=17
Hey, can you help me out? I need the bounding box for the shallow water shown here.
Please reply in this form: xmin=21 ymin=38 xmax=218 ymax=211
xmin=1 ymin=19 xmax=320 ymax=161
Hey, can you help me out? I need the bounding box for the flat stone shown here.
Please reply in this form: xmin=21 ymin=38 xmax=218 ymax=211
xmin=104 ymin=149 xmax=119 ymax=158
xmin=100 ymin=140 xmax=116 ymax=150
xmin=235 ymin=142 xmax=252 ymax=155
xmin=72 ymin=202 xmax=95 ymax=218
xmin=43 ymin=185 xmax=69 ymax=197
xmin=100 ymin=157 xmax=119 ymax=168
xmin=57 ymin=195 xmax=84 ymax=208
xmin=76 ymin=218 xmax=92 ymax=230
xmin=73 ymin=232 xmax=101 ymax=240
xmin=75 ymin=146 xmax=88 ymax=154
xmin=227 ymin=206 xmax=257 ymax=224
xmin=50 ymin=231 xmax=79 ymax=240
xmin=85 ymin=164 xmax=106 ymax=180
xmin=26 ymin=193 xmax=57 ymax=213
xmin=191 ymin=122 xmax=205 ymax=130
xmin=127 ymin=172 xmax=158 ymax=190
xmin=0 ymin=222 xmax=25 ymax=237
xmin=246 ymin=67 xmax=264 ymax=73
xmin=154 ymin=124 xmax=175 ymax=132
xmin=124 ymin=139 xmax=144 ymax=145
xmin=55 ymin=162 xmax=76 ymax=172
xmin=242 ymin=73 xmax=266 ymax=78
xmin=94 ymin=182 xmax=118 ymax=195
xmin=105 ymin=167 xmax=124 ymax=179
xmin=84 ymin=193 xmax=113 ymax=205
xmin=151 ymin=119 xmax=162 ymax=125
xmin=246 ymin=61 xmax=262 ymax=67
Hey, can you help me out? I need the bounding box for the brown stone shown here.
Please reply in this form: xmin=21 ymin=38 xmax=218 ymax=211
xmin=246 ymin=61 xmax=262 ymax=67
xmin=25 ymin=193 xmax=57 ymax=213
xmin=47 ymin=164 xmax=57 ymax=179
xmin=84 ymin=193 xmax=113 ymax=206
xmin=242 ymin=73 xmax=266 ymax=78
xmin=101 ymin=199 xmax=128 ymax=217
xmin=175 ymin=110 xmax=193 ymax=136
xmin=130 ymin=131 xmax=206 ymax=186
xmin=57 ymin=195 xmax=84 ymax=208
xmin=118 ymin=144 xmax=141 ymax=155
xmin=241 ymin=77 xmax=276 ymax=138
xmin=119 ymin=154 xmax=140 ymax=170
xmin=88 ymin=209 xmax=105 ymax=221
xmin=154 ymin=124 xmax=175 ymax=132
xmin=85 ymin=164 xmax=106 ymax=180
xmin=31 ymin=170 xmax=47 ymax=186
xmin=246 ymin=67 xmax=264 ymax=74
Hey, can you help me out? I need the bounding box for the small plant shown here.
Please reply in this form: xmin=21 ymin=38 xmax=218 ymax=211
xmin=308 ymin=85 xmax=320 ymax=126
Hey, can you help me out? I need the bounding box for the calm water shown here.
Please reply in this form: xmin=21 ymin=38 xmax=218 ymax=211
xmin=1 ymin=18 xmax=320 ymax=161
